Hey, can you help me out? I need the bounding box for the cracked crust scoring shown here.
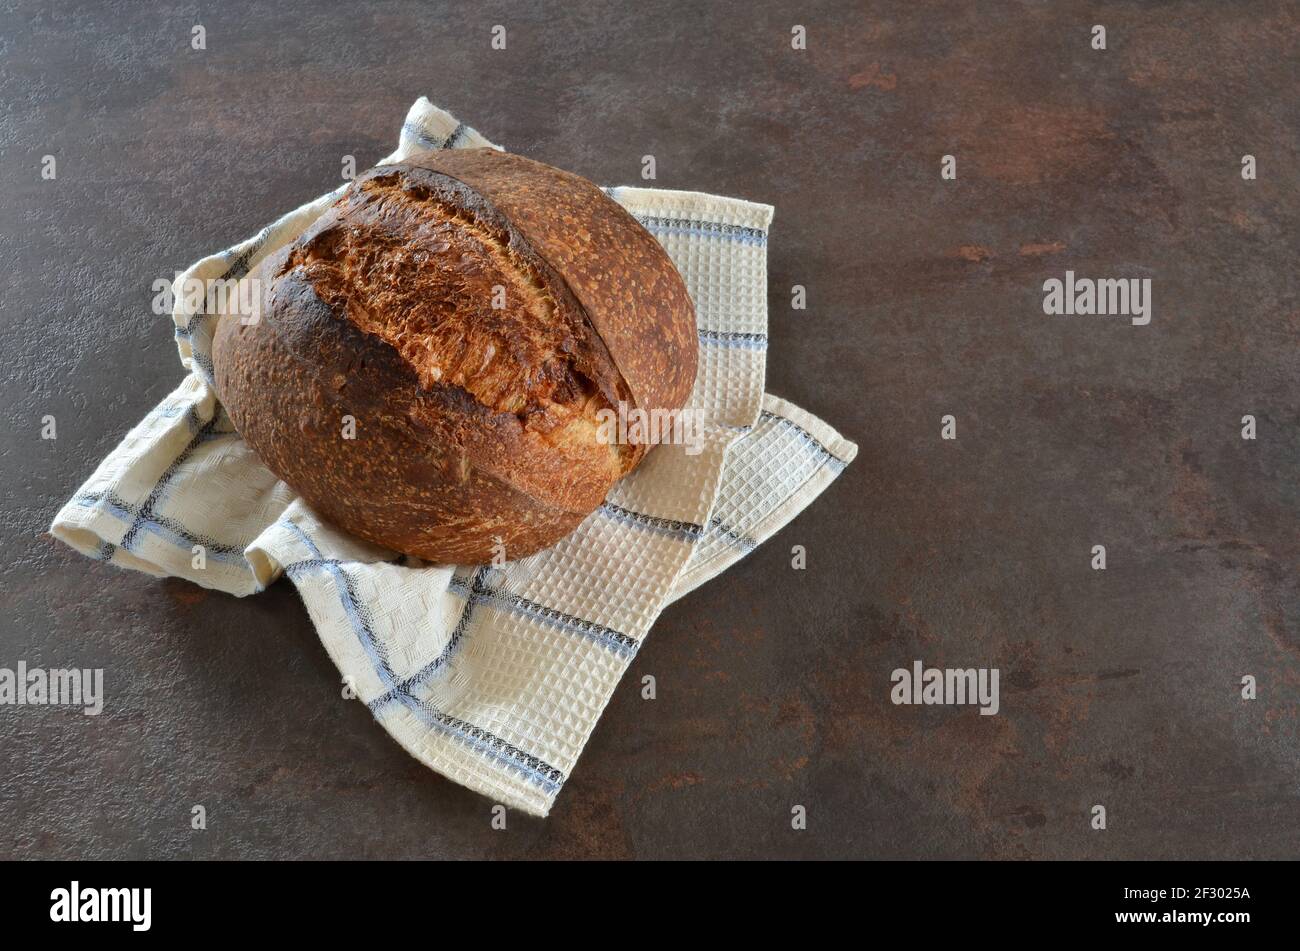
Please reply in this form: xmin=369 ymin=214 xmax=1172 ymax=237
xmin=212 ymin=149 xmax=697 ymax=564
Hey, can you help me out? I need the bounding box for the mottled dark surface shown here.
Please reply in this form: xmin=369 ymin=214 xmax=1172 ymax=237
xmin=1 ymin=1 xmax=1296 ymax=859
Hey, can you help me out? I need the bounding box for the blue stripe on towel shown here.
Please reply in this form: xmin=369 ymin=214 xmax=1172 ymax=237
xmin=281 ymin=524 xmax=564 ymax=793
xmin=759 ymin=410 xmax=850 ymax=470
xmin=634 ymin=216 xmax=767 ymax=246
xmin=599 ymin=501 xmax=703 ymax=542
xmin=698 ymin=328 xmax=768 ymax=350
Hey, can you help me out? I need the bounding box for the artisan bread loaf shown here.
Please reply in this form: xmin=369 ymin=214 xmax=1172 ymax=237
xmin=212 ymin=149 xmax=697 ymax=564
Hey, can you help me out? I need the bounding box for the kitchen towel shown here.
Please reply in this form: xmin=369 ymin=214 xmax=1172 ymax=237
xmin=51 ymin=97 xmax=857 ymax=816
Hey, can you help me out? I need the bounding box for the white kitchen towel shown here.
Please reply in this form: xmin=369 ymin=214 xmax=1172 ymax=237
xmin=51 ymin=97 xmax=857 ymax=816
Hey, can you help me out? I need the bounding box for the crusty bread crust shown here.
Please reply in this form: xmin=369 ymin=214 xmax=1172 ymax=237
xmin=405 ymin=150 xmax=698 ymax=416
xmin=212 ymin=149 xmax=697 ymax=564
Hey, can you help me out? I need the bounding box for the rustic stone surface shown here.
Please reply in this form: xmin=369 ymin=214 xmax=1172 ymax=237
xmin=1 ymin=1 xmax=1296 ymax=859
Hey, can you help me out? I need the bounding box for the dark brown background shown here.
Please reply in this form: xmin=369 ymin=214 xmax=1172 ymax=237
xmin=1 ymin=1 xmax=1296 ymax=859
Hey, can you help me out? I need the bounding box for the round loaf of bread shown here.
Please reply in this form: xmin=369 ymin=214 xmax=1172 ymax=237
xmin=212 ymin=148 xmax=697 ymax=564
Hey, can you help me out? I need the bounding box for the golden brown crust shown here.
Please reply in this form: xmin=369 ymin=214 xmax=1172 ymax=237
xmin=407 ymin=149 xmax=698 ymax=415
xmin=211 ymin=150 xmax=697 ymax=564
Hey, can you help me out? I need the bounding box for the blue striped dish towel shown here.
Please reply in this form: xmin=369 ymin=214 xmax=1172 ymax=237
xmin=50 ymin=97 xmax=857 ymax=817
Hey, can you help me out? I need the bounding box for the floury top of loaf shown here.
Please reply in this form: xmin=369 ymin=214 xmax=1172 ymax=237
xmin=212 ymin=148 xmax=698 ymax=564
